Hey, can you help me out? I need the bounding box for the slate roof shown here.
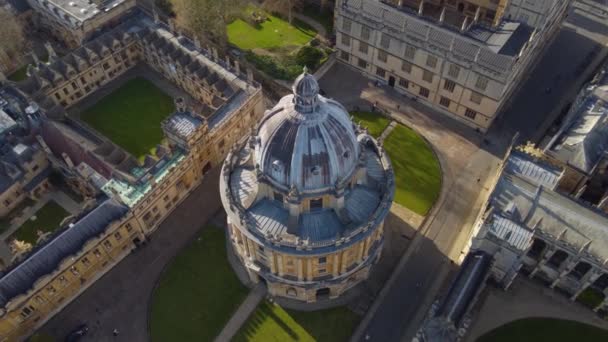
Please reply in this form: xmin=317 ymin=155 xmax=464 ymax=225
xmin=489 ymin=151 xmax=608 ymax=262
xmin=0 ymin=199 xmax=128 ymax=307
xmin=547 ymin=67 xmax=608 ymax=174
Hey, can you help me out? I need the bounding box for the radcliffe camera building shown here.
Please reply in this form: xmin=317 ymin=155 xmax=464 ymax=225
xmin=220 ymin=71 xmax=395 ymax=302
xmin=334 ymin=0 xmax=570 ymax=132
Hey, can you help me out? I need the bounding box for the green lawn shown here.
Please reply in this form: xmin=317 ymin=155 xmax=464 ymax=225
xmin=577 ymin=288 xmax=605 ymax=309
xmin=350 ymin=111 xmax=390 ymax=138
xmin=10 ymin=201 xmax=69 ymax=244
xmin=384 ymin=125 xmax=441 ymax=216
xmin=150 ymin=227 xmax=249 ymax=342
xmin=80 ymin=77 xmax=174 ymax=159
xmin=234 ymin=300 xmax=359 ymax=342
xmin=227 ymin=12 xmax=316 ymax=51
xmin=476 ymin=318 xmax=608 ymax=342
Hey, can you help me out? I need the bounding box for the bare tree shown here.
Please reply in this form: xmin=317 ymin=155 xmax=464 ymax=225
xmin=0 ymin=8 xmax=25 ymax=60
xmin=171 ymin=0 xmax=245 ymax=48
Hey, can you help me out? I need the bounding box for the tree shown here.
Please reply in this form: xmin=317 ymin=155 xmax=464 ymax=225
xmin=170 ymin=0 xmax=245 ymax=48
xmin=9 ymin=239 xmax=32 ymax=256
xmin=263 ymin=0 xmax=303 ymax=24
xmin=0 ymin=7 xmax=25 ymax=60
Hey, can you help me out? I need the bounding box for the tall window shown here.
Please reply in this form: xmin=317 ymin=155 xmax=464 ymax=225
xmin=426 ymin=55 xmax=438 ymax=68
xmin=475 ymin=75 xmax=489 ymax=90
xmin=422 ymin=70 xmax=433 ymax=83
xmin=401 ymin=61 xmax=412 ymax=73
xmin=340 ymin=51 xmax=350 ymax=61
xmin=464 ymin=108 xmax=477 ymax=119
xmin=341 ymin=34 xmax=351 ymax=46
xmin=376 ymin=67 xmax=386 ymax=78
xmin=448 ymin=64 xmax=460 ymax=78
xmin=380 ymin=33 xmax=391 ymax=49
xmin=419 ymin=87 xmax=430 ymax=98
xmin=310 ymin=198 xmax=323 ymax=211
xmin=439 ymin=96 xmax=450 ymax=107
xmin=358 ymin=58 xmax=368 ymax=69
xmin=378 ymin=50 xmax=388 ymax=63
xmin=444 ymin=79 xmax=456 ymax=92
xmin=404 ymin=45 xmax=416 ymax=60
xmin=399 ymin=78 xmax=409 ymax=88
xmin=361 ymin=26 xmax=371 ymax=40
xmin=359 ymin=42 xmax=369 ymax=54
xmin=470 ymin=91 xmax=482 ymax=105
xmin=342 ymin=18 xmax=352 ymax=32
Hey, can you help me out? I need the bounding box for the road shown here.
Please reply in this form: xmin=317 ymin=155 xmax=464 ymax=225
xmin=495 ymin=0 xmax=608 ymax=143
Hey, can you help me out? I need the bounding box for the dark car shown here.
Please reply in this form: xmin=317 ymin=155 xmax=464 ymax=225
xmin=65 ymin=324 xmax=89 ymax=342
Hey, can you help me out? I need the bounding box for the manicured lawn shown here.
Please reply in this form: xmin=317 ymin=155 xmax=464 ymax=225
xmin=150 ymin=227 xmax=248 ymax=342
xmin=234 ymin=300 xmax=359 ymax=342
xmin=10 ymin=201 xmax=69 ymax=244
xmin=476 ymin=318 xmax=608 ymax=342
xmin=227 ymin=12 xmax=316 ymax=51
xmin=350 ymin=111 xmax=390 ymax=138
xmin=384 ymin=125 xmax=441 ymax=216
xmin=80 ymin=78 xmax=174 ymax=159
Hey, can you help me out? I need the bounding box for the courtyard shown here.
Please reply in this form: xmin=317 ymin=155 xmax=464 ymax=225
xmin=8 ymin=200 xmax=69 ymax=245
xmin=80 ymin=77 xmax=175 ymax=160
xmin=150 ymin=226 xmax=248 ymax=342
xmin=383 ymin=125 xmax=441 ymax=216
xmin=227 ymin=6 xmax=327 ymax=80
xmin=476 ymin=318 xmax=608 ymax=342
xmin=234 ymin=300 xmax=360 ymax=342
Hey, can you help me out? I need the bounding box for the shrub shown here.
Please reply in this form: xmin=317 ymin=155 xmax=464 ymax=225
xmin=295 ymin=45 xmax=325 ymax=70
xmin=577 ymin=288 xmax=605 ymax=309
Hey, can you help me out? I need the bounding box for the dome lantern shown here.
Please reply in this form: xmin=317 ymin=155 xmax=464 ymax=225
xmin=292 ymin=66 xmax=320 ymax=114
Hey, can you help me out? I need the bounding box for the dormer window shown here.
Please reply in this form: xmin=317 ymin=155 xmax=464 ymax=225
xmin=310 ymin=198 xmax=323 ymax=211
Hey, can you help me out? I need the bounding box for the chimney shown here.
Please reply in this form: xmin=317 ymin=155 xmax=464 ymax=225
xmin=235 ymin=60 xmax=240 ymax=76
xmin=32 ymin=52 xmax=40 ymax=66
xmin=212 ymin=47 xmax=219 ymax=62
xmin=418 ymin=0 xmax=424 ymax=16
xmin=461 ymin=16 xmax=469 ymax=32
xmin=44 ymin=42 xmax=58 ymax=62
xmin=247 ymin=68 xmax=254 ymax=84
xmin=439 ymin=7 xmax=446 ymax=24
xmin=474 ymin=7 xmax=481 ymax=23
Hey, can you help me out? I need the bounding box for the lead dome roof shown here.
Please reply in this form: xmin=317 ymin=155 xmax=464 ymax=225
xmin=255 ymin=70 xmax=359 ymax=192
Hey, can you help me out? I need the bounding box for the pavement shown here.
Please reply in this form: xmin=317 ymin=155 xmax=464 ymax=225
xmin=214 ymin=283 xmax=267 ymax=342
xmin=319 ymin=62 xmax=503 ymax=342
xmin=494 ymin=0 xmax=608 ymax=144
xmin=40 ymin=167 xmax=223 ymax=342
xmin=466 ymin=277 xmax=608 ymax=341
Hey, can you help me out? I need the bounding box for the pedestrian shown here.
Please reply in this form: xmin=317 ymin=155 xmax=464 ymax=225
xmin=113 ymin=328 xmax=119 ymax=337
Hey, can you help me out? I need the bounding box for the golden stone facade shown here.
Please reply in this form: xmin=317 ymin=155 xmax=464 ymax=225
xmin=0 ymin=15 xmax=264 ymax=341
xmin=221 ymin=72 xmax=395 ymax=303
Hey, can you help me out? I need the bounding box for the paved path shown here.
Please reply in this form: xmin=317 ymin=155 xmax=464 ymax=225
xmin=49 ymin=190 xmax=82 ymax=215
xmin=319 ymin=62 xmax=503 ymax=342
xmin=466 ymin=277 xmax=608 ymax=341
xmin=294 ymin=13 xmax=328 ymax=38
xmin=214 ymin=283 xmax=267 ymax=342
xmin=41 ymin=167 xmax=223 ymax=342
xmin=377 ymin=120 xmax=396 ymax=144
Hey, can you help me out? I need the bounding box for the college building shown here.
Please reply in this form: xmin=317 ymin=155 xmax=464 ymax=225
xmin=25 ymin=0 xmax=138 ymax=48
xmin=0 ymin=11 xmax=265 ymax=341
xmin=220 ymin=71 xmax=395 ymax=302
xmin=334 ymin=0 xmax=569 ymax=132
xmin=469 ymin=149 xmax=608 ymax=314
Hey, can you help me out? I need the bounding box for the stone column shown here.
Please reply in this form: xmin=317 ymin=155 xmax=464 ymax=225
xmin=269 ymin=251 xmax=277 ymax=274
xmin=277 ymin=255 xmax=284 ymax=277
xmin=242 ymin=236 xmax=251 ymax=258
xmin=341 ymin=251 xmax=348 ymax=273
xmin=529 ymin=246 xmax=554 ymax=278
xmin=297 ymin=258 xmax=304 ymax=281
xmin=357 ymin=242 xmax=365 ymax=263
xmin=363 ymin=237 xmax=370 ymax=259
xmin=550 ymin=257 xmax=575 ymax=288
xmin=306 ymin=258 xmax=313 ymax=281
xmin=333 ymin=253 xmax=340 ymax=277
